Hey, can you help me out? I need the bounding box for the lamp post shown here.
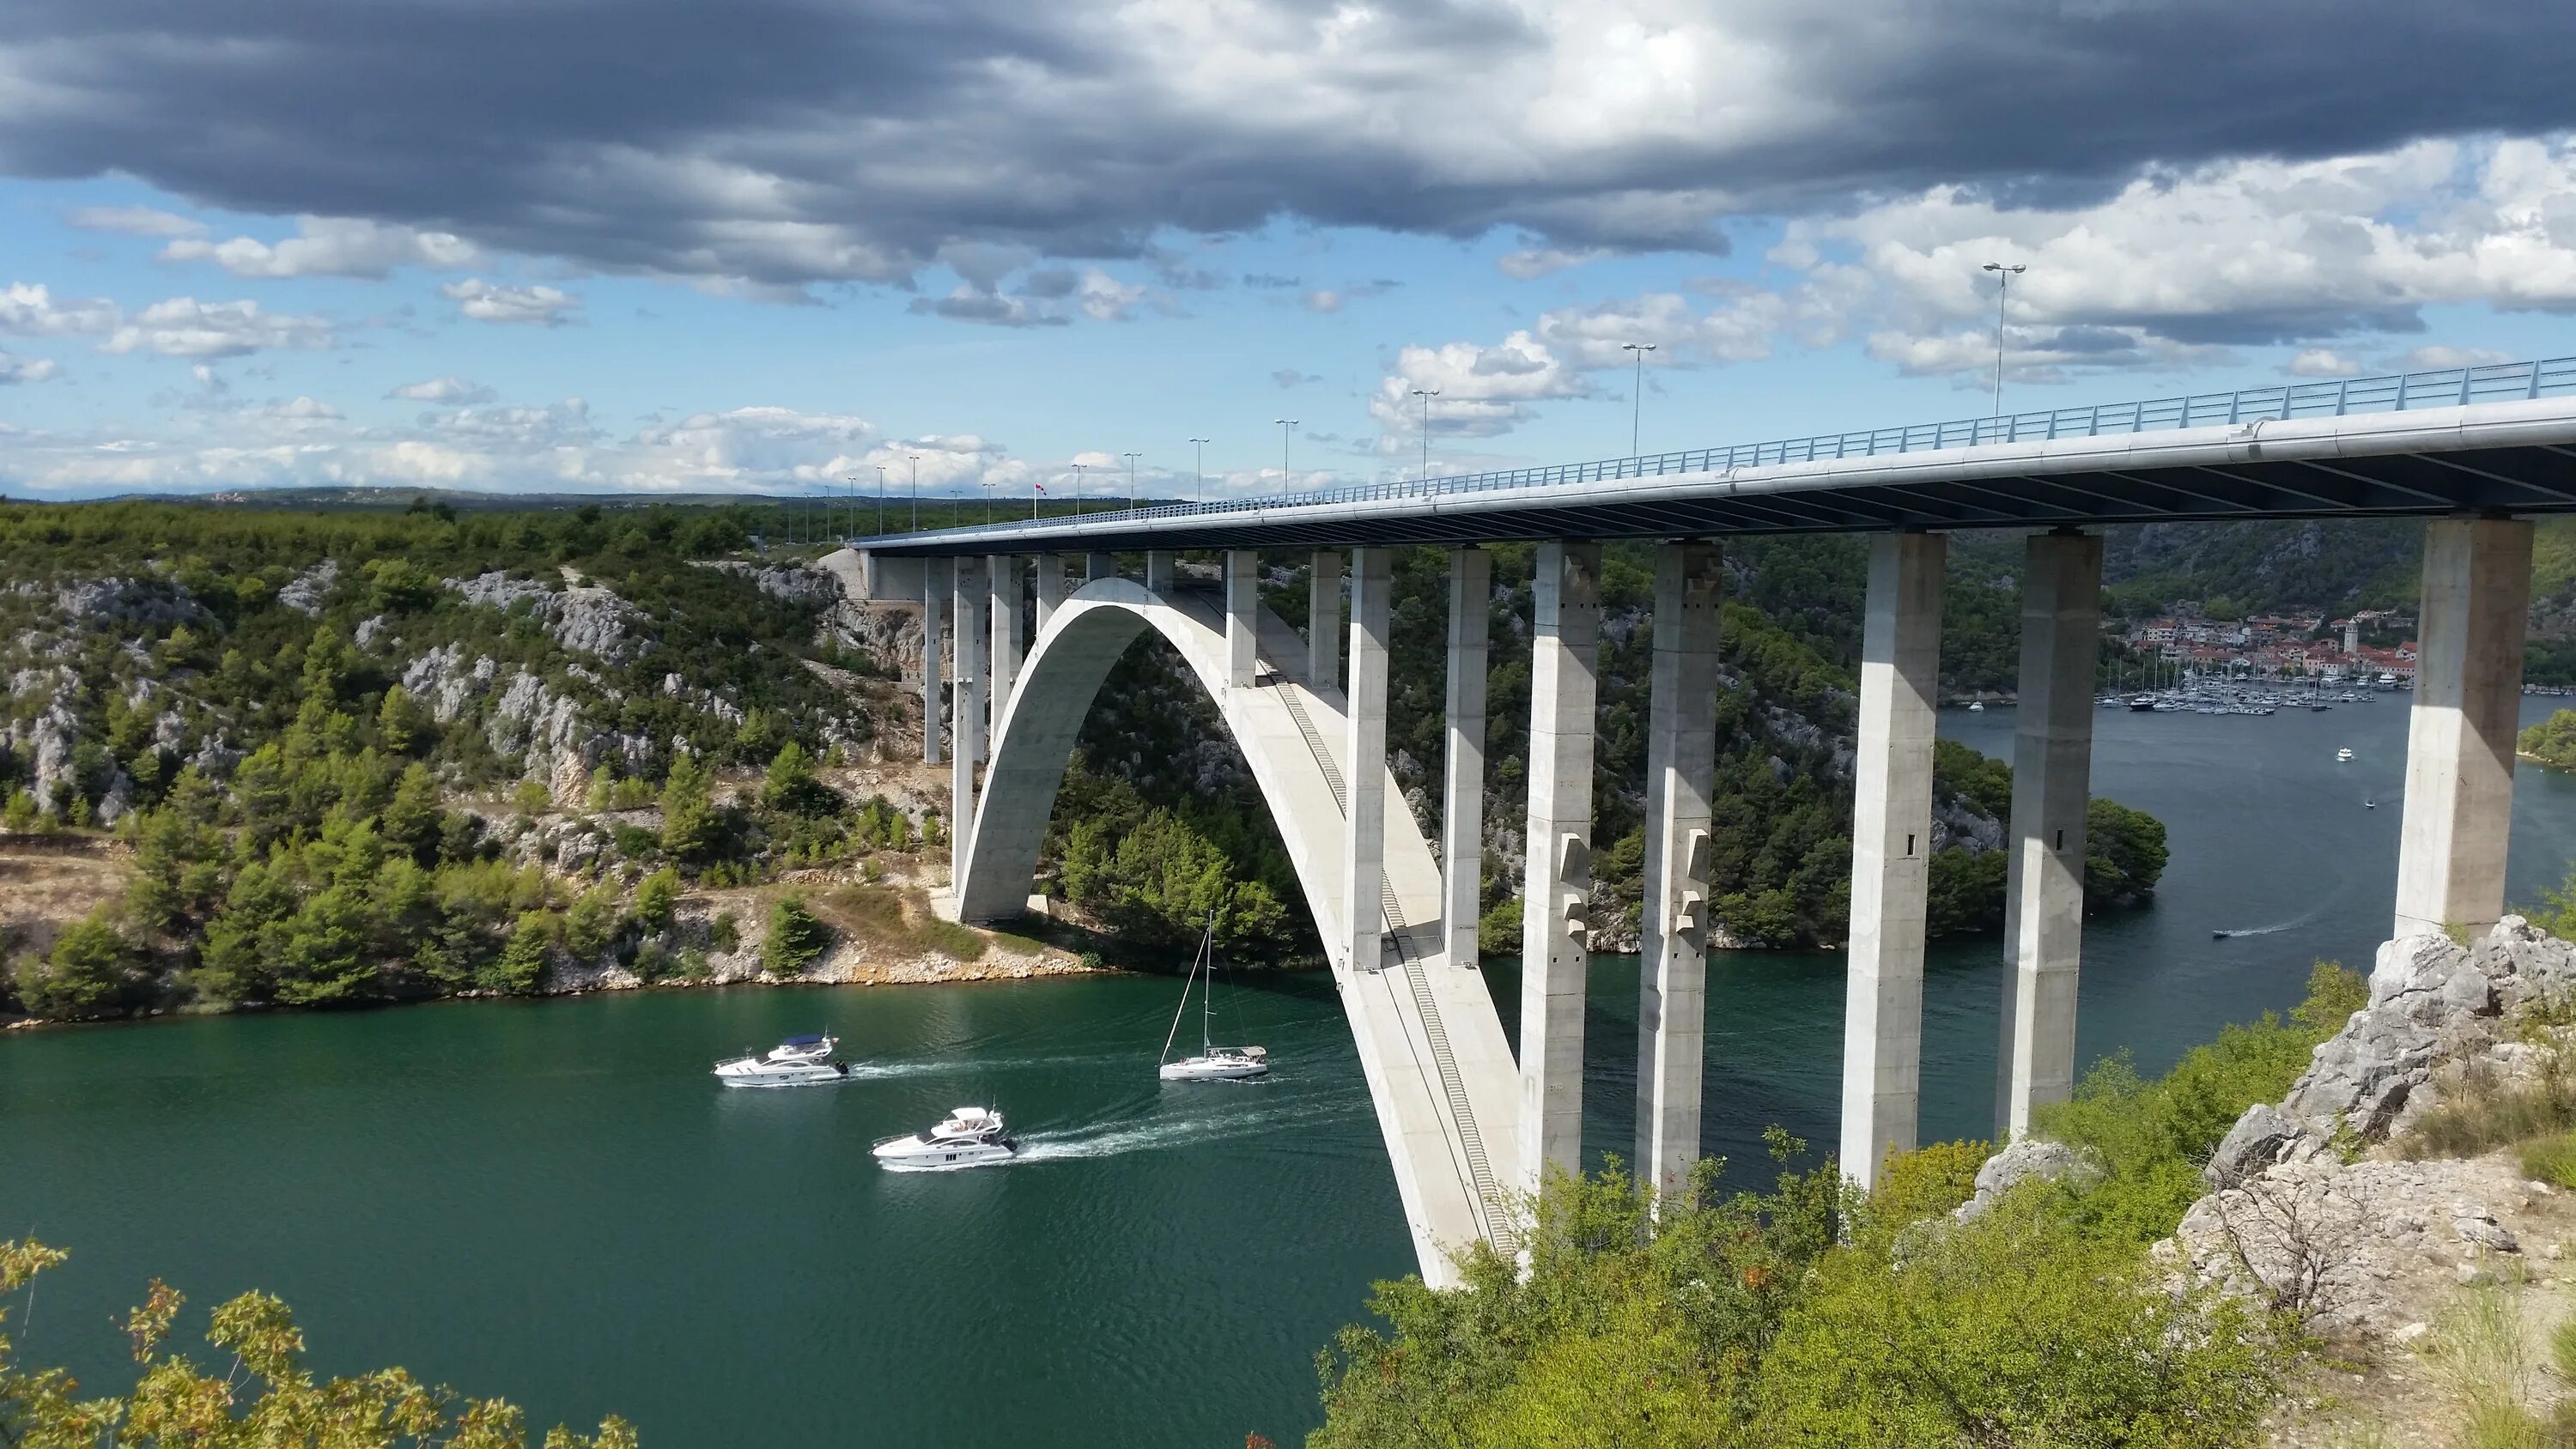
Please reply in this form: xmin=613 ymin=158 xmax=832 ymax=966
xmin=908 ymin=454 xmax=920 ymax=531
xmin=1411 ymin=388 xmax=1439 ymax=483
xmin=874 ymin=464 xmax=887 ymax=537
xmin=1122 ymin=451 xmax=1141 ymax=518
xmin=1072 ymin=461 xmax=1086 ymax=518
xmin=1188 ymin=437 xmax=1210 ymax=506
xmin=1274 ymin=419 xmax=1297 ymax=492
xmin=1621 ymin=343 xmax=1656 ymax=456
xmin=1982 ymin=261 xmax=2027 ymax=419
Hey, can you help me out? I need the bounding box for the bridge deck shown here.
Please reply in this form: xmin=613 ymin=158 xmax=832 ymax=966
xmin=864 ymin=358 xmax=2576 ymax=556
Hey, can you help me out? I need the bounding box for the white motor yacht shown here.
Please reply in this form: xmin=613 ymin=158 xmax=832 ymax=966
xmin=872 ymin=1106 xmax=1017 ymax=1169
xmin=1158 ymin=918 xmax=1270 ymax=1082
xmin=2336 ymin=748 xmax=2355 ymax=763
xmin=713 ymin=1033 xmax=851 ymax=1087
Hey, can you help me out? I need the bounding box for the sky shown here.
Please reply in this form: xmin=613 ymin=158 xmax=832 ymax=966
xmin=3 ymin=0 xmax=2576 ymax=506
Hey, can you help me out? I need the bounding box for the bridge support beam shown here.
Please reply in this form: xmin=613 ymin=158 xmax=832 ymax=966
xmin=1034 ymin=553 xmax=1066 ymax=639
xmin=1637 ymin=542 xmax=1722 ymax=1202
xmin=1343 ymin=548 xmax=1393 ymax=975
xmin=1145 ymin=550 xmax=1176 ymax=593
xmin=951 ymin=556 xmax=987 ymax=868
xmin=922 ymin=566 xmax=945 ymax=767
xmin=1519 ymin=540 xmax=1602 ymax=1194
xmin=1443 ymin=547 xmax=1491 ymax=970
xmin=1997 ymin=530 xmax=2101 ymax=1141
xmin=2397 ymin=516 xmax=2534 ymax=939
xmin=988 ymin=555 xmax=1019 ymax=755
xmin=1310 ymin=550 xmax=1342 ymax=692
xmin=1086 ymin=551 xmax=1115 ymax=583
xmin=1224 ymin=550 xmax=1259 ymax=689
xmin=1840 ymin=532 xmax=1946 ymax=1189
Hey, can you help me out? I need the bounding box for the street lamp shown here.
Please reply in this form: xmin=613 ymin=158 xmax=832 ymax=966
xmin=1274 ymin=419 xmax=1297 ymax=492
xmin=1122 ymin=451 xmax=1142 ymax=518
xmin=1982 ymin=262 xmax=2027 ymax=419
xmin=1621 ymin=343 xmax=1657 ymax=456
xmin=1072 ymin=461 xmax=1086 ymax=519
xmin=874 ymin=464 xmax=888 ymax=537
xmin=908 ymin=454 xmax=920 ymax=531
xmin=1411 ymin=388 xmax=1440 ymax=483
xmin=1188 ymin=437 xmax=1210 ymax=506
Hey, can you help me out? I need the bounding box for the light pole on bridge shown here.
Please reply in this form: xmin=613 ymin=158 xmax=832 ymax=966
xmin=1621 ymin=343 xmax=1656 ymax=456
xmin=908 ymin=454 xmax=920 ymax=531
xmin=1189 ymin=437 xmax=1210 ymax=505
xmin=1122 ymin=452 xmax=1142 ymax=518
xmin=1274 ymin=419 xmax=1297 ymax=493
xmin=1412 ymin=388 xmax=1440 ymax=482
xmin=1983 ymin=261 xmax=2027 ymax=419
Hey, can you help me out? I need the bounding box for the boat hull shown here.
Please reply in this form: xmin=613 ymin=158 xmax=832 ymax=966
xmin=1160 ymin=1058 xmax=1269 ymax=1082
xmin=872 ymin=1139 xmax=1017 ymax=1170
xmin=712 ymin=1062 xmax=850 ymax=1087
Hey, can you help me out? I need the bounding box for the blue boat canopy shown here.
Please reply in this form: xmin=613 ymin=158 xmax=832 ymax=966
xmin=782 ymin=1034 xmax=826 ymax=1046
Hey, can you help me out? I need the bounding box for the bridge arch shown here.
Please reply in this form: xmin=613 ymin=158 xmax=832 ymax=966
xmin=957 ymin=575 xmax=1519 ymax=1282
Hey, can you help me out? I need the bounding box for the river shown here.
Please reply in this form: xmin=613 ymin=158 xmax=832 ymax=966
xmin=9 ymin=694 xmax=2576 ymax=1446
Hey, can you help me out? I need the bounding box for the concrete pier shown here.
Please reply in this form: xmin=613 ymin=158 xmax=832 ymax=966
xmin=1034 ymin=553 xmax=1066 ymax=638
xmin=1145 ymin=550 xmax=1176 ymax=593
xmin=1309 ymin=549 xmax=1342 ymax=692
xmin=1839 ymin=532 xmax=1947 ymax=1188
xmin=1443 ymin=547 xmax=1492 ymax=970
xmin=951 ymin=556 xmax=987 ymax=863
xmin=1996 ymin=530 xmax=2102 ymax=1141
xmin=1343 ymin=548 xmax=1393 ymax=976
xmin=1224 ymin=550 xmax=1258 ymax=689
xmin=1519 ymin=540 xmax=1602 ymax=1194
xmin=987 ymin=555 xmax=1019 ymax=760
xmin=1637 ymin=542 xmax=1722 ymax=1201
xmin=922 ymin=566 xmax=945 ymax=767
xmin=1086 ymin=552 xmax=1115 ymax=583
xmin=2396 ymin=517 xmax=2535 ymax=938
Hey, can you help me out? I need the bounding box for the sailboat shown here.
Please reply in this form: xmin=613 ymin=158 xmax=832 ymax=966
xmin=1158 ymin=918 xmax=1269 ymax=1082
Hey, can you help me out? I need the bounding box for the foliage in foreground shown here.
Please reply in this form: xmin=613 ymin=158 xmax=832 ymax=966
xmin=1311 ymin=966 xmax=2376 ymax=1448
xmin=0 ymin=1239 xmax=634 ymax=1447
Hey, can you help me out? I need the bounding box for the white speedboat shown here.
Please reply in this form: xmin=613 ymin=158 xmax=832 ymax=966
xmin=2336 ymin=748 xmax=2355 ymax=762
xmin=713 ymin=1033 xmax=850 ymax=1087
xmin=1158 ymin=919 xmax=1269 ymax=1082
xmin=872 ymin=1106 xmax=1017 ymax=1169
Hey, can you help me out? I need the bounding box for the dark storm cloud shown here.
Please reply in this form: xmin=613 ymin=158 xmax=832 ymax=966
xmin=4 ymin=0 xmax=2573 ymax=286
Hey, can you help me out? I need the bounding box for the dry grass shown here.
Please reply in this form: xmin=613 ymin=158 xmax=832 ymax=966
xmin=809 ymin=885 xmax=987 ymax=962
xmin=0 ymin=843 xmax=131 ymax=961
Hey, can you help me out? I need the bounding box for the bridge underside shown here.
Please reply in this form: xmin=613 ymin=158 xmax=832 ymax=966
xmin=956 ymin=578 xmax=1519 ymax=1284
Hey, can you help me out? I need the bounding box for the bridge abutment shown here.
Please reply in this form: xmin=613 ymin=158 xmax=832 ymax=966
xmin=1519 ymin=539 xmax=1601 ymax=1195
xmin=2397 ymin=516 xmax=2534 ymax=938
xmin=1997 ymin=530 xmax=2102 ymax=1140
xmin=1637 ymin=541 xmax=1722 ymax=1201
xmin=1443 ymin=547 xmax=1491 ymax=971
xmin=1839 ymin=531 xmax=1946 ymax=1188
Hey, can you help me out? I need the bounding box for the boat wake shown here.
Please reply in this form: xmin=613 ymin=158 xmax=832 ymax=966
xmin=2211 ymin=902 xmax=2330 ymax=940
xmin=1013 ymin=1102 xmax=1347 ymax=1164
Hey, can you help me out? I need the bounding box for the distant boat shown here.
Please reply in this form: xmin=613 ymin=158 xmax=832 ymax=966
xmin=1158 ymin=918 xmax=1269 ymax=1082
xmin=713 ymin=1033 xmax=851 ymax=1088
xmin=2336 ymin=748 xmax=2355 ymax=762
xmin=2366 ymin=798 xmax=2377 ymax=809
xmin=2129 ymin=696 xmax=2157 ymax=711
xmin=1967 ymin=701 xmax=1985 ymax=712
xmin=2212 ymin=929 xmax=2232 ymax=940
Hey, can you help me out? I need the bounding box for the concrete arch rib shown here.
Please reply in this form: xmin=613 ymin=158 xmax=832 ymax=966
xmin=957 ymin=576 xmax=1520 ymax=1284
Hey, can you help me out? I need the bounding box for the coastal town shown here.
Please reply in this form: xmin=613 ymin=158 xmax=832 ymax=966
xmin=2117 ymin=606 xmax=2419 ymax=686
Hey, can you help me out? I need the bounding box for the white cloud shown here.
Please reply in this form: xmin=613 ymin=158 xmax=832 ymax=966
xmin=389 ymin=375 xmax=497 ymax=404
xmin=1303 ymin=289 xmax=1342 ymax=313
xmin=1369 ymin=331 xmax=1591 ymax=439
xmin=441 ymin=278 xmax=580 ymax=325
xmin=66 ymin=205 xmax=204 ymax=239
xmin=164 ymin=216 xmax=478 ymax=279
xmin=101 ymin=297 xmax=334 ymax=358
xmin=1498 ymin=246 xmax=1606 ymax=280
xmin=2287 ymin=349 xmax=2365 ymax=378
xmin=0 ymin=351 xmax=59 ymax=385
xmin=2400 ymin=344 xmax=2515 ymax=370
xmin=0 ymin=282 xmax=119 ymax=337
xmin=262 ymin=396 xmax=343 ymax=423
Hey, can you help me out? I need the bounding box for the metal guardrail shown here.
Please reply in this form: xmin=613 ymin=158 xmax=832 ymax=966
xmin=879 ymin=355 xmax=2576 ymax=544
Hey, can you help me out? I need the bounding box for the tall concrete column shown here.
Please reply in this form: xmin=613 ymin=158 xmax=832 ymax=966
xmin=1033 ymin=553 xmax=1066 ymax=639
xmin=987 ymin=555 xmax=1020 ymax=756
xmin=1840 ymin=532 xmax=1946 ymax=1189
xmin=1443 ymin=547 xmax=1492 ymax=969
xmin=950 ymin=556 xmax=987 ymax=870
xmin=1224 ymin=549 xmax=1259 ymax=689
xmin=1086 ymin=551 xmax=1116 ymax=583
xmin=1145 ymin=550 xmax=1176 ymax=593
xmin=922 ymin=565 xmax=945 ymax=767
xmin=1518 ymin=539 xmax=1602 ymax=1194
xmin=2396 ymin=517 xmax=2534 ymax=938
xmin=1637 ymin=541 xmax=1722 ymax=1202
xmin=1309 ymin=549 xmax=1342 ymax=692
xmin=1996 ymin=530 xmax=2102 ymax=1141
xmin=1342 ymin=547 xmax=1393 ymax=977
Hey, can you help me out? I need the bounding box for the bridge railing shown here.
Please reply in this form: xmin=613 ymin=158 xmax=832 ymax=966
xmin=883 ymin=355 xmax=2576 ymax=543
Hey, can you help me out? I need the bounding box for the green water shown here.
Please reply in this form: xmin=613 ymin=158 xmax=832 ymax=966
xmin=11 ymin=694 xmax=2576 ymax=1446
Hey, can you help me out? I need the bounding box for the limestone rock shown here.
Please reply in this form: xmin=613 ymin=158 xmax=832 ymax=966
xmin=2206 ymin=1102 xmax=2310 ymax=1190
xmin=1955 ymin=1137 xmax=2101 ymax=1222
xmin=2453 ymin=1201 xmax=2520 ymax=1253
xmin=277 ymin=560 xmax=339 ymax=615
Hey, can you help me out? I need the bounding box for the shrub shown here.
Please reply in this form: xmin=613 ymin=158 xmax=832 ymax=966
xmin=2518 ymin=1132 xmax=2576 ymax=1189
xmin=634 ymin=866 xmax=682 ymax=934
xmin=11 ymin=912 xmax=129 ymax=1019
xmin=482 ymin=910 xmax=556 ymax=993
xmin=509 ymin=779 xmax=551 ymax=815
xmin=762 ymin=894 xmax=830 ymax=977
xmin=708 ymin=910 xmax=740 ymax=955
xmin=1868 ymin=1138 xmax=1990 ymax=1226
